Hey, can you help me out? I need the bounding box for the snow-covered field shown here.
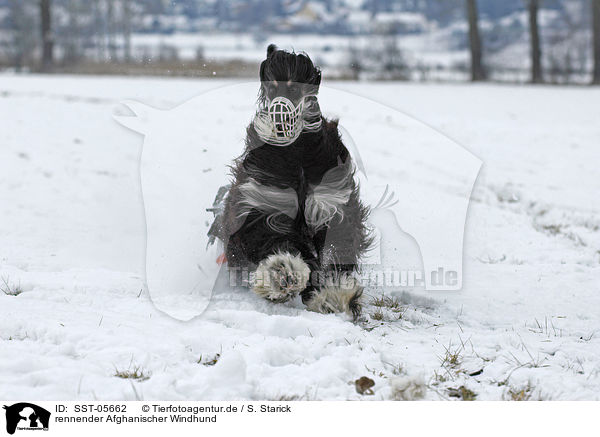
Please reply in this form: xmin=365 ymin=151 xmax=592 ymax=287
xmin=1 ymin=75 xmax=599 ymax=400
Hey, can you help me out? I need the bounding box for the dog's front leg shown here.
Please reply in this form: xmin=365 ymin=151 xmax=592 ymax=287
xmin=301 ymin=270 xmax=363 ymax=320
xmin=224 ymin=175 xmax=315 ymax=303
xmin=253 ymin=250 xmax=311 ymax=302
xmin=301 ymin=158 xmax=370 ymax=320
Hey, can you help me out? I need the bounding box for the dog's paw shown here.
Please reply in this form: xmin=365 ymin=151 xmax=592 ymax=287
xmin=252 ymin=252 xmax=310 ymax=303
xmin=304 ymin=274 xmax=363 ymax=320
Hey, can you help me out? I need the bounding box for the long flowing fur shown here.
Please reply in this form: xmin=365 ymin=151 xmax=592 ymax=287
xmin=217 ymin=45 xmax=373 ymax=319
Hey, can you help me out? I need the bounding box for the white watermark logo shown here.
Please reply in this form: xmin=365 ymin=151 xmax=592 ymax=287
xmin=114 ymin=82 xmax=481 ymax=320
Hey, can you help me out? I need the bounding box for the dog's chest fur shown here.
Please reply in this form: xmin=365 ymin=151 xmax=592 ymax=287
xmin=240 ymin=125 xmax=351 ymax=234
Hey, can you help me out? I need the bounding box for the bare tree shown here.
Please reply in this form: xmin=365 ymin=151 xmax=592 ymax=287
xmin=123 ymin=0 xmax=132 ymax=62
xmin=7 ymin=0 xmax=26 ymax=70
xmin=375 ymin=22 xmax=409 ymax=80
xmin=347 ymin=43 xmax=363 ymax=80
xmin=593 ymin=0 xmax=600 ymax=84
xmin=40 ymin=0 xmax=53 ymax=71
xmin=64 ymin=0 xmax=82 ymax=65
xmin=466 ymin=0 xmax=486 ymax=81
xmin=93 ymin=1 xmax=107 ymax=61
xmin=527 ymin=0 xmax=543 ymax=83
xmin=106 ymin=0 xmax=117 ymax=61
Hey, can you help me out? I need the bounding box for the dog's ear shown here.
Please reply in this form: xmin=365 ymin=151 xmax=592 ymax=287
xmin=267 ymin=44 xmax=277 ymax=58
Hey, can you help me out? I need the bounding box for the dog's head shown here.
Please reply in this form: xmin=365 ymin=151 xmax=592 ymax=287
xmin=258 ymin=44 xmax=321 ymax=107
xmin=253 ymin=45 xmax=323 ymax=145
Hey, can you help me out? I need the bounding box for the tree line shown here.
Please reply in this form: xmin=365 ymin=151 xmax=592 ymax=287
xmin=6 ymin=0 xmax=600 ymax=84
xmin=466 ymin=0 xmax=600 ymax=84
xmin=6 ymin=0 xmax=134 ymax=72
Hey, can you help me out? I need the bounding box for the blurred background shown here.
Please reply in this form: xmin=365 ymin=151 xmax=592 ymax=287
xmin=0 ymin=0 xmax=599 ymax=84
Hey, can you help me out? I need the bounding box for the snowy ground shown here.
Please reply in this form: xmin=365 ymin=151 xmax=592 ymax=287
xmin=1 ymin=75 xmax=599 ymax=400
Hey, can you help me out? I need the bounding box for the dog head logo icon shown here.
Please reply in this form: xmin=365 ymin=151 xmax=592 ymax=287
xmin=3 ymin=403 xmax=50 ymax=435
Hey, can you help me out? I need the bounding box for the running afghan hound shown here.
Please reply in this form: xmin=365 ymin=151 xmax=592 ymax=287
xmin=209 ymin=44 xmax=372 ymax=319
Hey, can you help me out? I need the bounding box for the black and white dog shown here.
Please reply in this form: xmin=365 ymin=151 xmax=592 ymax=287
xmin=211 ymin=45 xmax=372 ymax=319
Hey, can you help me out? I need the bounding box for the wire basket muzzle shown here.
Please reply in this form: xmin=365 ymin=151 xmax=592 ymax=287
xmin=268 ymin=96 xmax=304 ymax=139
